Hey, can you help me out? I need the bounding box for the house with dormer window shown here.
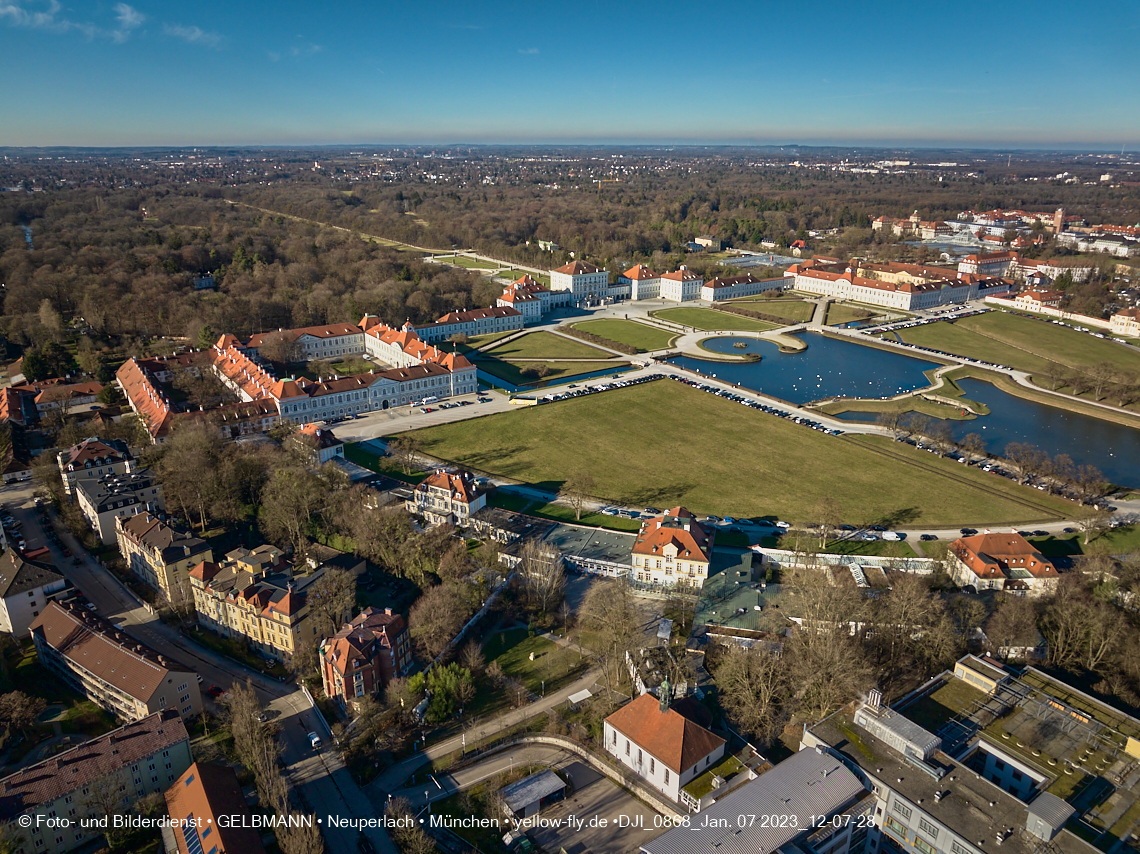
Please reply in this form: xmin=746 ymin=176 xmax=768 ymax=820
xmin=631 ymin=507 xmax=714 ymax=589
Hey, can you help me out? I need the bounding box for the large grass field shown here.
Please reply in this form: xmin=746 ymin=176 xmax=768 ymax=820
xmin=896 ymin=311 xmax=1140 ymax=376
xmin=826 ymin=303 xmax=878 ymax=326
xmin=409 ymin=381 xmax=1075 ymax=526
xmin=569 ymin=318 xmax=677 ymax=352
xmin=652 ymin=307 xmax=777 ymax=332
xmin=725 ymin=298 xmax=816 ymax=323
xmin=483 ymin=330 xmax=614 ymax=361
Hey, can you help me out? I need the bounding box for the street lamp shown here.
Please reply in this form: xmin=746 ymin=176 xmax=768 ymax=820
xmin=542 ymin=680 xmax=545 ymax=697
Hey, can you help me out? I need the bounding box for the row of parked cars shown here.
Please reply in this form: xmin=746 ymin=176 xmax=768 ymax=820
xmin=667 ymin=375 xmax=844 ymax=435
xmin=1 ymin=508 xmax=25 ymax=551
xmin=866 ymin=306 xmax=988 ymax=335
xmin=540 ymin=372 xmax=663 ymax=404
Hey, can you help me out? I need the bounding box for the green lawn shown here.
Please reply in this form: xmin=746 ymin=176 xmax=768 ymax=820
xmin=478 ymin=360 xmax=621 ymax=387
xmin=460 ymin=330 xmax=520 ymax=351
xmin=569 ymin=319 xmax=677 ymax=352
xmin=497 ymin=269 xmax=551 ymax=286
xmin=483 ymin=628 xmax=588 ymax=696
xmin=483 ymin=330 xmax=614 ymax=361
xmin=327 ymin=356 xmax=374 ymax=375
xmin=826 ymin=303 xmax=878 ymax=326
xmin=651 ymin=307 xmax=777 ymax=332
xmin=445 ymin=256 xmax=499 ymax=270
xmin=895 ymin=311 xmax=1140 ymax=377
xmin=343 ymin=442 xmax=426 ymax=483
xmin=409 ymin=381 xmax=1075 ymax=526
xmin=725 ymin=298 xmax=816 ymax=324
xmin=824 ymin=538 xmax=919 ymax=558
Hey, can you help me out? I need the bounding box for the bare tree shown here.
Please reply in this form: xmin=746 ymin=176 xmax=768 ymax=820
xmin=0 ymin=691 xmax=46 ymax=740
xmin=409 ymin=583 xmax=473 ymax=660
xmin=277 ymin=814 xmax=325 ymax=854
xmin=1004 ymin=442 xmax=1049 ymax=484
xmin=257 ymin=330 xmax=304 ymax=366
xmin=714 ymin=645 xmax=786 ymax=742
xmin=876 ymin=408 xmax=908 ymax=441
xmin=518 ymin=538 xmax=565 ymax=615
xmin=389 ymin=435 xmax=422 ymax=476
xmin=984 ymin=596 xmax=1039 ymax=660
xmin=1074 ymin=506 xmax=1114 ymax=545
xmin=579 ymin=579 xmax=640 ymax=694
xmin=306 ymin=568 xmax=357 ymax=640
xmin=559 ymin=470 xmax=595 ymax=522
xmin=814 ymin=494 xmax=843 ymax=548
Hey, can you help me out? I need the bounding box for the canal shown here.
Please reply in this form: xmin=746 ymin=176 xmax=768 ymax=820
xmin=670 ymin=333 xmax=1140 ymax=487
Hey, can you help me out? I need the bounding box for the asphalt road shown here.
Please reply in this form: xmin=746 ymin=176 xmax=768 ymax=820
xmin=0 ymin=481 xmax=398 ymax=854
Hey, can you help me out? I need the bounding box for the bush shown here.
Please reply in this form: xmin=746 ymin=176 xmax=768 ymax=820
xmin=559 ymin=326 xmax=638 ymax=355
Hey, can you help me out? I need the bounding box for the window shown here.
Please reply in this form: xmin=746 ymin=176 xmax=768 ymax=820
xmin=884 ymin=817 xmax=907 ymax=837
xmin=915 ymin=838 xmax=937 ymax=854
xmin=994 ymin=759 xmax=1006 ymax=771
xmin=638 ymin=749 xmax=643 ymax=763
xmin=650 ymin=758 xmax=655 ymax=774
xmin=664 ymin=770 xmax=669 ymax=784
xmin=951 ymin=842 xmax=972 ymax=854
xmin=919 ymin=818 xmax=939 ymax=839
xmin=893 ymin=800 xmax=912 ymax=820
xmin=612 ymin=730 xmax=617 ymax=745
xmin=625 ymin=740 xmax=630 ymax=756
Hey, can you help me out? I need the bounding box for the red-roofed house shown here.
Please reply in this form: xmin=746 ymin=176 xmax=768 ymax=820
xmin=550 ymin=259 xmax=609 ymax=299
xmin=165 ymin=763 xmax=265 ymax=854
xmin=1013 ymin=289 xmax=1064 ymax=309
xmin=416 ymin=306 xmax=524 ymax=343
xmin=948 ymin=533 xmax=1059 ymax=596
xmin=320 ymin=607 xmax=412 ymax=711
xmin=57 ymin=438 xmax=135 ymax=496
xmin=604 ymin=692 xmax=725 ymax=802
xmin=632 ymin=508 xmax=714 ymax=588
xmin=1110 ymin=308 xmax=1140 ymax=338
xmin=700 ymin=274 xmax=786 ymax=302
xmin=292 ymin=423 xmax=345 ymax=464
xmin=620 ymin=264 xmax=662 ymax=301
xmin=407 ymin=469 xmax=487 ymax=527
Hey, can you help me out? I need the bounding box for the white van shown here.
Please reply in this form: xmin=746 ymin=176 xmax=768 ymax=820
xmin=418 ymin=396 xmax=439 ymax=406
xmin=883 ymin=531 xmax=906 ymax=541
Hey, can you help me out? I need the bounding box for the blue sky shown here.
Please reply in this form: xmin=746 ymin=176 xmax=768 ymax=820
xmin=1 ymin=0 xmax=1138 ymax=148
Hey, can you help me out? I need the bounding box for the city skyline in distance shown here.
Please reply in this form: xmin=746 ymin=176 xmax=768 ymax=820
xmin=1 ymin=0 xmax=1138 ymax=149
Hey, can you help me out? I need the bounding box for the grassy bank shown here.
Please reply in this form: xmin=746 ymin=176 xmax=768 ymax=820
xmin=651 ymin=307 xmax=777 ymax=332
xmin=568 ymin=318 xmax=677 ymax=352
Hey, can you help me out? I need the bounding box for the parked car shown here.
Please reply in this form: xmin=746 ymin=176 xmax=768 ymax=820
xmin=308 ymin=732 xmax=322 ymax=750
xmin=206 ymin=685 xmax=225 ymax=699
xmin=919 ymin=534 xmax=938 ymax=541
xmin=882 ymin=531 xmax=906 ymax=541
xmin=960 ymin=528 xmax=978 ymax=536
xmin=358 ymin=833 xmax=376 ymax=854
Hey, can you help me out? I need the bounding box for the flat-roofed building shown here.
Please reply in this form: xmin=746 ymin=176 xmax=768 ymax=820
xmin=641 ymin=745 xmax=868 ymax=853
xmin=0 ymin=711 xmax=191 ymax=854
xmin=164 ymin=763 xmax=265 ymax=854
xmin=75 ymin=469 xmax=164 ymax=545
xmin=116 ymin=512 xmax=213 ymax=609
xmin=31 ymin=601 xmax=202 ymax=721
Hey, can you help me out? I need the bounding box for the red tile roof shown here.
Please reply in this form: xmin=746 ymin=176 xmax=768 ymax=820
xmin=60 ymin=438 xmax=132 ymax=470
xmin=165 ymin=763 xmax=265 ymax=854
xmin=116 ymin=358 xmax=173 ymax=438
xmin=553 ymin=260 xmax=601 ymax=275
xmin=949 ymin=533 xmax=1058 ymax=581
xmin=632 ymin=507 xmax=713 ymax=563
xmin=623 ymin=264 xmax=659 ymax=280
xmin=605 ymin=693 xmax=724 ymax=774
xmin=416 ymin=469 xmax=484 ymax=504
xmin=0 ymin=710 xmax=188 ymax=821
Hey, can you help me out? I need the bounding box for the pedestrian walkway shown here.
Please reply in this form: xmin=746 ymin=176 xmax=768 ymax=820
xmin=369 ymin=665 xmax=601 ymax=794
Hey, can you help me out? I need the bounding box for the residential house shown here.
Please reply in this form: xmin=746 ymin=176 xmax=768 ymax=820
xmin=1110 ymin=307 xmax=1140 ymax=337
xmin=631 ymin=508 xmax=714 ymax=588
xmin=0 ymin=711 xmax=192 ymax=854
xmin=406 ymin=469 xmax=487 ymax=527
xmin=0 ymin=549 xmax=70 ymax=638
xmin=320 ymin=607 xmax=412 ymax=712
xmin=603 ymin=692 xmax=725 ymax=803
xmin=165 ymin=763 xmax=264 ymax=854
xmin=291 ymin=423 xmax=345 ymax=465
xmin=694 ymin=236 xmax=722 ymax=251
xmin=1013 ymin=289 xmax=1064 ymax=309
xmin=497 ymin=276 xmax=546 ymax=324
xmin=31 ymin=601 xmax=202 ymax=721
xmin=74 ymin=469 xmax=164 ymax=545
xmin=947 ymin=532 xmax=1059 ymax=596
xmin=115 ymin=512 xmax=213 ymax=609
xmin=189 ymin=547 xmax=333 ymax=661
xmin=57 ymin=438 xmax=135 ymax=497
